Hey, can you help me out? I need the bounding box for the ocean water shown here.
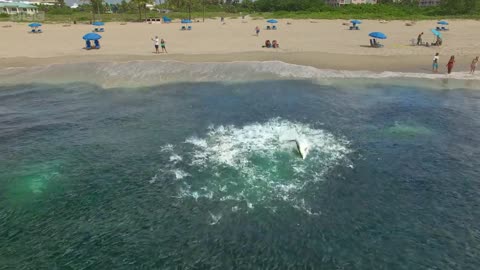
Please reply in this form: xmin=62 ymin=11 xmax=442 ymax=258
xmin=1 ymin=61 xmax=480 ymax=269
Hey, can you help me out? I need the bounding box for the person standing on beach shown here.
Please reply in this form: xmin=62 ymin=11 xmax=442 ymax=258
xmin=446 ymin=56 xmax=455 ymax=74
xmin=151 ymin=36 xmax=159 ymax=54
xmin=255 ymin=26 xmax=260 ymax=36
xmin=417 ymin=32 xmax=424 ymax=45
xmin=470 ymin=56 xmax=479 ymax=74
xmin=161 ymin=39 xmax=167 ymax=53
xmin=432 ymin=53 xmax=439 ymax=73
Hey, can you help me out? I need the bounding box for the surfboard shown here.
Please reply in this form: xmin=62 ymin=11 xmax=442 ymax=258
xmin=297 ymin=140 xmax=309 ymax=160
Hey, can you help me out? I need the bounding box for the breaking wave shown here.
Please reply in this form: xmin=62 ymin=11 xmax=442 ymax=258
xmin=0 ymin=60 xmax=479 ymax=88
xmin=152 ymin=118 xmax=352 ymax=215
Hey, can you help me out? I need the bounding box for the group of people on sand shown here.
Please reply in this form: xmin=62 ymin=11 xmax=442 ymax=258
xmin=263 ymin=40 xmax=279 ymax=48
xmin=433 ymin=53 xmax=479 ymax=74
xmin=417 ymin=32 xmax=442 ymax=47
xmin=151 ymin=36 xmax=167 ymax=54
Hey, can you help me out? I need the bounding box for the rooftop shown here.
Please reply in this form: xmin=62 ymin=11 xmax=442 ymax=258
xmin=0 ymin=2 xmax=38 ymax=8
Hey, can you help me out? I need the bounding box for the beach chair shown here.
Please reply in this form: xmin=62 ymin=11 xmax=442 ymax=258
xmin=266 ymin=25 xmax=271 ymax=30
xmin=436 ymin=26 xmax=442 ymax=31
xmin=162 ymin=16 xmax=172 ymax=23
xmin=181 ymin=26 xmax=186 ymax=31
xmin=272 ymin=25 xmax=277 ymax=30
xmin=94 ymin=40 xmax=100 ymax=49
xmin=99 ymin=28 xmax=104 ymax=32
xmin=188 ymin=26 xmax=192 ymax=30
xmin=374 ymin=40 xmax=384 ymax=48
xmin=355 ymin=26 xmax=359 ymax=30
xmin=370 ymin=39 xmax=383 ymax=48
xmin=31 ymin=29 xmax=36 ymax=33
xmin=86 ymin=41 xmax=92 ymax=50
xmin=37 ymin=29 xmax=42 ymax=33
xmin=441 ymin=27 xmax=448 ymax=31
xmin=94 ymin=28 xmax=98 ymax=32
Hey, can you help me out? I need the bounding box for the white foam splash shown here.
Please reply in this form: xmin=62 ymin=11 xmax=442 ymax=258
xmin=209 ymin=212 xmax=222 ymax=225
xmin=173 ymin=169 xmax=189 ymax=180
xmin=155 ymin=118 xmax=352 ymax=215
xmin=169 ymin=154 xmax=183 ymax=162
xmin=149 ymin=174 xmax=158 ymax=184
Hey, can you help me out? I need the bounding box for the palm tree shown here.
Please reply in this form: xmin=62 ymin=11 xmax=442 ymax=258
xmin=81 ymin=0 xmax=103 ymax=22
xmin=132 ymin=0 xmax=154 ymax=21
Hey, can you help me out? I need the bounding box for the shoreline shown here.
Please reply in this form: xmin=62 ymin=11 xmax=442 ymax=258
xmin=1 ymin=52 xmax=477 ymax=73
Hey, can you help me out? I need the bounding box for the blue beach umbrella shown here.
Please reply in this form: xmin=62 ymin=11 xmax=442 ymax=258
xmin=92 ymin=21 xmax=104 ymax=26
xmin=266 ymin=19 xmax=278 ymax=24
xmin=369 ymin=32 xmax=387 ymax=39
xmin=438 ymin=20 xmax=449 ymax=25
xmin=350 ymin=20 xmax=362 ymax=25
xmin=181 ymin=19 xmax=192 ymax=24
xmin=28 ymin=22 xmax=42 ymax=28
xmin=431 ymin=29 xmax=442 ymax=38
xmin=83 ymin=32 xmax=102 ymax=41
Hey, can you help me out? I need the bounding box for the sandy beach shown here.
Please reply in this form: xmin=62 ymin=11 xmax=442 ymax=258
xmin=1 ymin=19 xmax=479 ymax=71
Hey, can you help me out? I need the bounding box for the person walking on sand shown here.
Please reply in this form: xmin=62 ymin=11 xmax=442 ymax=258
xmin=470 ymin=56 xmax=479 ymax=74
xmin=432 ymin=53 xmax=439 ymax=73
xmin=161 ymin=38 xmax=167 ymax=53
xmin=255 ymin=26 xmax=260 ymax=37
xmin=446 ymin=56 xmax=455 ymax=74
xmin=417 ymin=32 xmax=424 ymax=46
xmin=151 ymin=36 xmax=159 ymax=54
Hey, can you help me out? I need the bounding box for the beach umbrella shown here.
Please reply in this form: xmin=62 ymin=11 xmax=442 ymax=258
xmin=92 ymin=21 xmax=104 ymax=26
xmin=438 ymin=20 xmax=449 ymax=25
xmin=369 ymin=32 xmax=387 ymax=39
xmin=28 ymin=22 xmax=42 ymax=28
xmin=266 ymin=19 xmax=278 ymax=24
xmin=83 ymin=32 xmax=102 ymax=41
xmin=181 ymin=19 xmax=192 ymax=24
xmin=431 ymin=29 xmax=442 ymax=38
xmin=350 ymin=20 xmax=362 ymax=25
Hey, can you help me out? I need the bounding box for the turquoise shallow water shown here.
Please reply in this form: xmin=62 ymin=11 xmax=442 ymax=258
xmin=1 ymin=63 xmax=480 ymax=269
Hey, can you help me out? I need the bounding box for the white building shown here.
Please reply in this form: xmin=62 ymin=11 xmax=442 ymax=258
xmin=0 ymin=2 xmax=38 ymax=15
xmin=23 ymin=0 xmax=58 ymax=5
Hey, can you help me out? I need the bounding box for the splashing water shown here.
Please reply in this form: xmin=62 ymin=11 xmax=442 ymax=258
xmin=153 ymin=118 xmax=352 ymax=214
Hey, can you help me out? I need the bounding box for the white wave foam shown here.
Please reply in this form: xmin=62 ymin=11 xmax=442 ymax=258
xmin=209 ymin=212 xmax=222 ymax=225
xmin=1 ymin=60 xmax=479 ymax=88
xmin=149 ymin=174 xmax=158 ymax=184
xmin=172 ymin=169 xmax=189 ymax=180
xmin=169 ymin=154 xmax=183 ymax=162
xmin=155 ymin=118 xmax=352 ymax=215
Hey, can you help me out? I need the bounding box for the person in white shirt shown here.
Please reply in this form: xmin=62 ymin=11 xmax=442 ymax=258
xmin=151 ymin=36 xmax=159 ymax=54
xmin=432 ymin=53 xmax=439 ymax=73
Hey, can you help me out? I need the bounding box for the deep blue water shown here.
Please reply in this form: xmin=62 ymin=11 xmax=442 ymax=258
xmin=1 ymin=79 xmax=480 ymax=269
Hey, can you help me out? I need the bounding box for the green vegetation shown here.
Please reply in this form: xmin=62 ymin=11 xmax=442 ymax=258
xmin=38 ymin=12 xmax=237 ymax=23
xmin=2 ymin=0 xmax=480 ymax=22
